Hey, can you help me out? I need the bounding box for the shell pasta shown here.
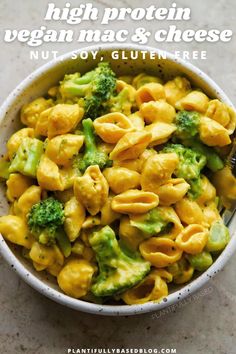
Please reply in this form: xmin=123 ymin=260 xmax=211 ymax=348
xmin=0 ymin=62 xmax=235 ymax=305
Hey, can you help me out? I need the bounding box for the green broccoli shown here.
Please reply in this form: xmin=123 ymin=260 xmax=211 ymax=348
xmin=59 ymin=62 xmax=116 ymax=119
xmin=130 ymin=208 xmax=171 ymax=236
xmin=27 ymin=197 xmax=71 ymax=257
xmin=186 ymin=251 xmax=213 ymax=271
xmin=75 ymin=118 xmax=112 ymax=173
xmin=187 ymin=178 xmax=202 ymax=200
xmin=163 ymin=143 xmax=206 ymax=180
xmin=107 ymin=87 xmax=135 ymax=116
xmin=163 ymin=143 xmax=206 ymax=199
xmin=0 ymin=159 xmax=10 ymax=179
xmin=182 ymin=139 xmax=224 ymax=172
xmin=9 ymin=137 xmax=44 ymax=178
xmin=173 ymin=110 xmax=224 ymax=172
xmin=175 ymin=110 xmax=200 ymax=140
xmin=89 ymin=226 xmax=150 ymax=297
xmin=206 ymin=221 xmax=230 ymax=253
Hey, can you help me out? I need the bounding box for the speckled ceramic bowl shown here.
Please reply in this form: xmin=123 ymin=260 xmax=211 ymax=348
xmin=0 ymin=44 xmax=236 ymax=316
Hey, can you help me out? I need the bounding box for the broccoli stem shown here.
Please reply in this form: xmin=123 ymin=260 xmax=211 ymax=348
xmin=25 ymin=142 xmax=44 ymax=175
xmin=75 ymin=118 xmax=112 ymax=173
xmin=62 ymin=82 xmax=90 ymax=97
xmin=82 ymin=118 xmax=97 ymax=154
xmin=74 ymin=71 xmax=95 ymax=85
xmin=55 ymin=228 xmax=71 ymax=258
xmin=9 ymin=138 xmax=44 ymax=178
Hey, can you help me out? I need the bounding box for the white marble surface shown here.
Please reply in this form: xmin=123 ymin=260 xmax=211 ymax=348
xmin=0 ymin=0 xmax=236 ymax=353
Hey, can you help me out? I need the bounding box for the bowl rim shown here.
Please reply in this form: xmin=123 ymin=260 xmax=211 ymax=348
xmin=0 ymin=43 xmax=236 ymax=316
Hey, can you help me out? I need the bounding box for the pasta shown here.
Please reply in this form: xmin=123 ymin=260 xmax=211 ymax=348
xmin=103 ymin=166 xmax=140 ymax=194
xmin=57 ymin=259 xmax=94 ymax=298
xmin=199 ymin=116 xmax=231 ymax=146
xmin=136 ymin=83 xmax=166 ymax=107
xmin=15 ymin=185 xmax=42 ymax=219
xmin=0 ymin=215 xmax=34 ymax=249
xmin=93 ymin=112 xmax=134 ymax=143
xmin=74 ymin=165 xmax=109 ymax=216
xmin=45 ymin=134 xmax=84 ymax=166
xmin=64 ymin=196 xmax=85 ymax=241
xmin=196 ymin=176 xmax=216 ymax=206
xmin=35 ymin=108 xmax=51 ymax=136
xmin=37 ymin=104 xmax=83 ymax=138
xmin=100 ymin=196 xmax=120 ymax=225
xmin=140 ymin=100 xmax=176 ymax=124
xmin=175 ymin=91 xmax=209 ymax=112
xmin=37 ymin=154 xmax=64 ymax=191
xmin=109 ymin=131 xmax=152 ymax=161
xmin=175 ymin=224 xmax=209 ymax=254
xmin=7 ymin=128 xmax=34 ymax=159
xmin=206 ymin=99 xmax=236 ymax=134
xmin=82 ymin=215 xmax=101 ymax=229
xmin=175 ymin=198 xmax=207 ymax=226
xmin=154 ymin=269 xmax=173 ymax=283
xmin=211 ymin=166 xmax=236 ymax=208
xmin=29 ymin=242 xmax=64 ymax=274
xmin=6 ymin=173 xmax=33 ymax=202
xmin=164 ymin=76 xmax=191 ymax=106
xmin=139 ymin=237 xmax=183 ymax=268
xmin=156 ymin=178 xmax=190 ymax=206
xmin=145 ymin=122 xmax=176 ymax=146
xmin=60 ymin=164 xmax=78 ymax=190
xmin=121 ymin=270 xmax=168 ymax=305
xmin=0 ymin=62 xmax=234 ymax=305
xmin=111 ymin=189 xmax=159 ymax=214
xmin=21 ymin=98 xmax=53 ymax=128
xmin=202 ymin=202 xmax=221 ymax=225
xmin=141 ymin=153 xmax=179 ymax=193
xmin=127 ymin=112 xmax=145 ymax=131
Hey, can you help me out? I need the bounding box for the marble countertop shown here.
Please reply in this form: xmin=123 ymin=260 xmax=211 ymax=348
xmin=0 ymin=0 xmax=236 ymax=353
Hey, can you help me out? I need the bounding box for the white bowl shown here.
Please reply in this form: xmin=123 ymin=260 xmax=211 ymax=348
xmin=0 ymin=44 xmax=236 ymax=316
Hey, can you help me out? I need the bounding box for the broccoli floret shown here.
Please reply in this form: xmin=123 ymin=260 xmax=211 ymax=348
xmin=9 ymin=137 xmax=44 ymax=178
xmin=186 ymin=251 xmax=213 ymax=271
xmin=89 ymin=226 xmax=150 ymax=297
xmin=164 ymin=144 xmax=206 ymax=180
xmin=173 ymin=110 xmax=224 ymax=172
xmin=206 ymin=221 xmax=230 ymax=253
xmin=182 ymin=139 xmax=224 ymax=172
xmin=28 ymin=197 xmax=71 ymax=256
xmin=107 ymin=87 xmax=135 ymax=116
xmin=75 ymin=118 xmax=112 ymax=173
xmin=187 ymin=178 xmax=202 ymax=200
xmin=175 ymin=110 xmax=200 ymax=139
xmin=28 ymin=197 xmax=64 ymax=244
xmin=59 ymin=63 xmax=116 ymax=119
xmin=130 ymin=208 xmax=171 ymax=236
xmin=163 ymin=144 xmax=206 ymax=199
